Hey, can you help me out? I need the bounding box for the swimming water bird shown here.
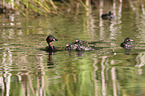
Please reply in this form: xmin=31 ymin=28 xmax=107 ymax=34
xmin=101 ymin=11 xmax=114 ymax=20
xmin=46 ymin=35 xmax=58 ymax=51
xmin=74 ymin=39 xmax=88 ymax=45
xmin=121 ymin=37 xmax=133 ymax=49
xmin=65 ymin=43 xmax=78 ymax=50
xmin=65 ymin=39 xmax=94 ymax=51
xmin=45 ymin=36 xmax=94 ymax=51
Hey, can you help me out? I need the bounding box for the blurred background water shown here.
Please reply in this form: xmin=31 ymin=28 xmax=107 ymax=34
xmin=1 ymin=0 xmax=145 ymax=96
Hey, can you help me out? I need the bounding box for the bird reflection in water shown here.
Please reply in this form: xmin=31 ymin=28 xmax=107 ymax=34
xmin=47 ymin=52 xmax=55 ymax=68
xmin=66 ymin=50 xmax=84 ymax=56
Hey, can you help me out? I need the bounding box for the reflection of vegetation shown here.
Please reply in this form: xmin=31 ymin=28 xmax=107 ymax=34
xmin=1 ymin=0 xmax=144 ymax=17
xmin=1 ymin=0 xmax=145 ymax=96
xmin=15 ymin=0 xmax=58 ymax=16
xmin=1 ymin=0 xmax=88 ymax=16
xmin=0 ymin=0 xmax=119 ymax=16
xmin=1 ymin=0 xmax=145 ymax=17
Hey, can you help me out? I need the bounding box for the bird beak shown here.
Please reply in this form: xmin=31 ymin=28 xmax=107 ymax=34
xmin=53 ymin=38 xmax=58 ymax=41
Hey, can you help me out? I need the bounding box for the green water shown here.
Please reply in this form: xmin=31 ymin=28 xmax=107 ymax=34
xmin=1 ymin=1 xmax=145 ymax=96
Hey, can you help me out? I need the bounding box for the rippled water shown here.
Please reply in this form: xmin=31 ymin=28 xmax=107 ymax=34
xmin=1 ymin=1 xmax=145 ymax=96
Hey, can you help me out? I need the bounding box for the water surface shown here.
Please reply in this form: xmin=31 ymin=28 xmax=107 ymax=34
xmin=0 ymin=1 xmax=145 ymax=96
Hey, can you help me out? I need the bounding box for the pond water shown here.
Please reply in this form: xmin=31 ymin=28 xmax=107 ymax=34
xmin=1 ymin=0 xmax=145 ymax=96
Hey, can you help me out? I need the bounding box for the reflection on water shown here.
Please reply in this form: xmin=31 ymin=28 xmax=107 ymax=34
xmin=1 ymin=0 xmax=145 ymax=96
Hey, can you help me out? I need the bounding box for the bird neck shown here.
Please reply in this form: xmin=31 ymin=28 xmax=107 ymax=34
xmin=48 ymin=42 xmax=53 ymax=48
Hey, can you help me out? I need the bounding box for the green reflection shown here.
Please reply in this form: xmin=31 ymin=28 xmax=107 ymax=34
xmin=1 ymin=0 xmax=145 ymax=96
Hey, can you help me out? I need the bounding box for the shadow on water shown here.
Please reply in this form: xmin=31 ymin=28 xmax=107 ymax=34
xmin=47 ymin=52 xmax=55 ymax=68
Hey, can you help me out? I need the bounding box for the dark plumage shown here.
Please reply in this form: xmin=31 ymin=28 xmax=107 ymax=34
xmin=65 ymin=43 xmax=78 ymax=50
xmin=46 ymin=35 xmax=58 ymax=51
xmin=65 ymin=39 xmax=94 ymax=51
xmin=101 ymin=11 xmax=114 ymax=20
xmin=46 ymin=35 xmax=58 ymax=44
xmin=121 ymin=37 xmax=133 ymax=49
xmin=74 ymin=39 xmax=88 ymax=45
